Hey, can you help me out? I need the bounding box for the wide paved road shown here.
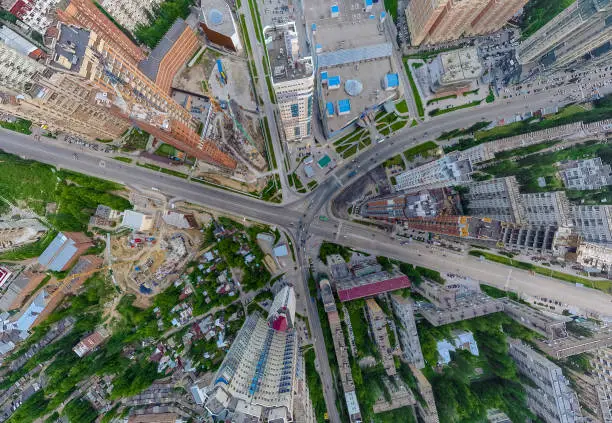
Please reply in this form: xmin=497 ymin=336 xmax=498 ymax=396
xmin=2 ymin=103 xmax=612 ymax=319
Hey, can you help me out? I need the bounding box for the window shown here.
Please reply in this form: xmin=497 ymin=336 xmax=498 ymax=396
xmin=294 ymin=126 xmax=300 ymax=137
xmin=290 ymin=103 xmax=299 ymax=117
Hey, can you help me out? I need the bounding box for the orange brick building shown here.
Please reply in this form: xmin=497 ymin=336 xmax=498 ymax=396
xmin=56 ymin=0 xmax=145 ymax=64
xmin=138 ymin=18 xmax=200 ymax=94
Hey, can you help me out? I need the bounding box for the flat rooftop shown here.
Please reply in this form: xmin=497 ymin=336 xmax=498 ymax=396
xmin=52 ymin=24 xmax=92 ymax=73
xmin=437 ymin=47 xmax=483 ymax=84
xmin=200 ymin=0 xmax=237 ymax=38
xmin=138 ymin=18 xmax=189 ymax=83
xmin=321 ymin=57 xmax=395 ymax=132
xmin=264 ymin=24 xmax=313 ymax=83
xmin=305 ymin=0 xmax=387 ymax=52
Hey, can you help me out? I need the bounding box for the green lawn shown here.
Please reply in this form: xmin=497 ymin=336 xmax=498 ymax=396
xmin=395 ymin=99 xmax=409 ymax=114
xmin=402 ymin=59 xmax=424 ymax=117
xmin=122 ymin=128 xmax=150 ymax=152
xmin=429 ymin=100 xmax=481 ymax=117
xmin=261 ymin=117 xmax=277 ymax=170
xmin=0 ymin=118 xmax=32 ymax=135
xmin=427 ymin=94 xmax=457 ymax=105
xmin=113 ymin=157 xmax=133 ymax=164
xmin=133 ymin=0 xmax=193 ymax=48
xmin=404 ymin=141 xmax=438 ymax=161
xmin=383 ymin=0 xmax=398 ymax=20
xmin=154 ymin=143 xmax=177 ymax=157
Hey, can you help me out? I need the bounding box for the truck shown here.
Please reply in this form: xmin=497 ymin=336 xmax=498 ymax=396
xmin=319 ymin=215 xmax=329 ymax=221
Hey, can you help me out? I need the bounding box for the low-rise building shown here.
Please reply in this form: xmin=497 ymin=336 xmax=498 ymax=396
xmin=508 ymin=340 xmax=583 ymax=423
xmin=37 ymin=232 xmax=93 ymax=271
xmin=0 ymin=266 xmax=12 ymax=288
xmin=121 ymin=210 xmax=155 ymax=232
xmin=360 ymin=188 xmax=451 ymax=222
xmin=393 ymin=154 xmax=472 ymax=191
xmin=326 ymin=254 xmax=350 ymax=280
xmin=73 ymin=329 xmax=109 ymax=357
xmin=500 ymin=298 xmax=569 ymax=340
xmin=577 ymin=242 xmax=612 ymax=273
xmin=428 ymin=47 xmax=483 ymax=93
xmin=162 ymin=211 xmax=198 ymax=229
xmin=336 ymin=270 xmax=410 ymax=302
xmin=558 ymin=157 xmax=612 ymax=191
xmin=436 ymin=330 xmax=479 ymax=365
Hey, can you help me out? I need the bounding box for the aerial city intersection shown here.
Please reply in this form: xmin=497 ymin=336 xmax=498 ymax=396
xmin=0 ymin=0 xmax=611 ymax=422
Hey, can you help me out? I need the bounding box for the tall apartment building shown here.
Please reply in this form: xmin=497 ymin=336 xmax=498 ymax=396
xmin=366 ymin=298 xmax=396 ymax=376
xmin=204 ymin=288 xmax=298 ymax=422
xmin=508 ymin=340 xmax=584 ymax=423
xmin=465 ymin=177 xmax=523 ymax=223
xmin=391 ymin=294 xmax=425 ymax=369
xmin=0 ymin=39 xmax=46 ymax=92
xmin=571 ymin=205 xmax=612 ymax=244
xmin=591 ymin=347 xmax=612 ymax=423
xmin=264 ymin=22 xmax=314 ymax=141
xmin=46 ymin=23 xmax=235 ymax=168
xmin=393 ymin=154 xmax=472 ymax=191
xmin=518 ymin=0 xmax=611 ymax=70
xmin=98 ymin=0 xmax=161 ymax=32
xmin=138 ymin=19 xmax=199 ymax=95
xmin=520 ymin=191 xmax=571 ymax=227
xmin=558 ymin=157 xmax=612 ymax=191
xmin=3 ymin=0 xmax=59 ymax=33
xmin=55 ymin=0 xmax=146 ymax=64
xmin=405 ymin=0 xmax=528 ymax=46
xmin=410 ymin=365 xmax=440 ymax=423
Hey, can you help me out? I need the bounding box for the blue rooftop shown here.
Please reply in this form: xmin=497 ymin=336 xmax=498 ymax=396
xmin=338 ymin=99 xmax=351 ymax=113
xmin=326 ymin=101 xmax=335 ymax=116
xmin=311 ymin=23 xmax=316 ymax=31
xmin=386 ymin=73 xmax=399 ymax=88
xmin=38 ymin=232 xmax=78 ymax=271
xmin=330 ymin=5 xmax=339 ymax=12
xmin=365 ymin=0 xmax=372 ymax=4
xmin=328 ymin=75 xmax=341 ymax=86
xmin=321 ymin=71 xmax=328 ymax=81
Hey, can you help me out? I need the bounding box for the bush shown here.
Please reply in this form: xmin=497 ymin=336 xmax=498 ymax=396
xmin=133 ymin=0 xmax=194 ymax=48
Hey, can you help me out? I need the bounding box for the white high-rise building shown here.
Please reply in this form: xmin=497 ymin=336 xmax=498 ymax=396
xmin=204 ymin=287 xmax=299 ymax=422
xmin=98 ymin=0 xmax=162 ymax=32
xmin=0 ymin=38 xmax=45 ymax=93
xmin=264 ymin=22 xmax=314 ymax=142
xmin=2 ymin=0 xmax=59 ymax=34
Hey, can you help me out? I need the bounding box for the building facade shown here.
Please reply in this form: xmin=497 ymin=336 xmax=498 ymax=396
xmin=56 ymin=0 xmax=146 ymax=64
xmin=204 ymin=288 xmax=298 ymax=422
xmin=508 ymin=340 xmax=583 ymax=423
xmin=520 ymin=191 xmax=571 ymax=227
xmin=465 ymin=177 xmax=523 ymax=223
xmin=571 ymin=205 xmax=612 ymax=244
xmin=406 ymin=0 xmax=528 ymax=46
xmin=265 ymin=22 xmax=314 ymax=142
xmin=518 ymin=0 xmax=612 ymax=70
xmin=558 ymin=157 xmax=612 ymax=191
xmin=393 ymin=154 xmax=472 ymax=191
xmin=4 ymin=0 xmax=59 ymax=33
xmin=366 ymin=298 xmax=396 ymax=376
xmin=98 ymin=0 xmax=161 ymax=32
xmin=0 ymin=40 xmax=46 ymax=92
xmin=200 ymin=0 xmax=242 ymax=52
xmin=577 ymin=241 xmax=612 ymax=272
xmin=391 ymin=295 xmax=425 ymax=369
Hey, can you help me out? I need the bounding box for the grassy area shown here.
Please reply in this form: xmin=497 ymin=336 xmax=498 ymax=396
xmin=480 ymin=140 xmax=612 ymax=195
xmin=136 ymin=163 xmax=189 ymax=179
xmin=470 ymin=250 xmax=612 ymax=293
xmin=289 ymin=172 xmax=306 ymax=193
xmin=239 ymin=15 xmax=254 ymax=57
xmin=493 ymin=140 xmax=560 ymax=160
xmin=463 ymin=89 xmax=479 ymax=96
xmin=121 ymin=128 xmax=149 ymax=152
xmin=412 ymin=62 xmax=423 ymax=69
xmin=113 ymin=157 xmax=133 ymax=164
xmin=304 ymin=348 xmax=327 ymax=423
xmin=382 ymin=155 xmax=405 ymax=169
xmin=248 ymin=0 xmax=265 ymax=43
xmin=133 ymin=0 xmax=193 ymax=48
xmin=154 ymin=143 xmax=177 ymax=157
xmin=333 ymin=128 xmax=366 ymax=146
xmin=383 ymin=0 xmax=398 ymax=20
xmin=402 ymin=59 xmax=424 ymax=117
xmin=0 ymin=118 xmax=32 ymax=135
xmin=259 ymin=174 xmax=282 ymax=203
xmin=520 ymin=0 xmax=577 ymax=39
xmin=485 ymin=88 xmax=495 ymax=103
xmin=0 ymin=231 xmax=57 ymax=261
xmin=395 ymin=100 xmax=408 ymax=114
xmin=0 ymin=151 xmax=130 ymax=231
xmin=427 ymin=94 xmax=457 ymax=105
xmin=404 ymin=140 xmax=438 ymax=161
xmin=261 ymin=117 xmax=277 ymax=170
xmin=429 ymin=100 xmax=481 ymax=117
xmin=437 ymin=121 xmax=491 ymax=140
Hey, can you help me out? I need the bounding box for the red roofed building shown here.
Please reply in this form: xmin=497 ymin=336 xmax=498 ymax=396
xmin=0 ymin=266 xmax=12 ymax=289
xmin=73 ymin=329 xmax=108 ymax=357
xmin=336 ymin=271 xmax=411 ymax=302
